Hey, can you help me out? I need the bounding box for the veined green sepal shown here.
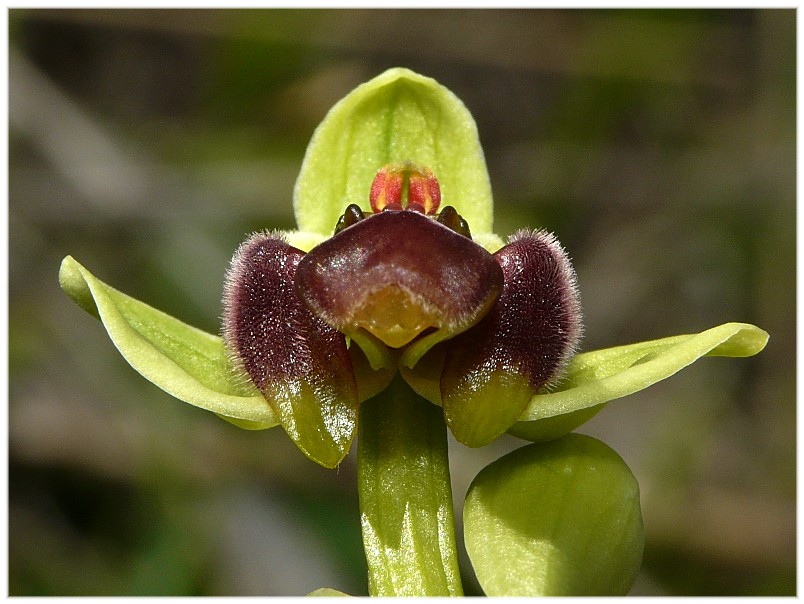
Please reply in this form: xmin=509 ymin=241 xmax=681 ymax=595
xmin=306 ymin=588 xmax=351 ymax=597
xmin=293 ymin=67 xmax=495 ymax=237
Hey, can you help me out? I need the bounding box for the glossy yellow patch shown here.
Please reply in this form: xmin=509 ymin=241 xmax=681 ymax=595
xmin=353 ymin=284 xmax=440 ymax=348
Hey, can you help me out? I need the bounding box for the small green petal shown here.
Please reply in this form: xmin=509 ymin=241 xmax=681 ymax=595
xmin=508 ymin=406 xmax=605 ymax=443
xmin=347 ymin=329 xmax=398 ymax=371
xmin=282 ymin=229 xmax=328 ymax=253
xmin=306 ymin=588 xmax=351 ymax=597
xmin=473 ymin=231 xmax=506 ymax=254
xmin=509 ymin=322 xmax=769 ymax=441
xmin=216 ymin=415 xmax=277 ymax=430
xmin=58 ymin=256 xmax=277 ymax=427
xmin=349 ymin=346 xmax=397 ymax=401
xmin=398 ymin=346 xmax=445 ymax=405
xmin=464 ymin=434 xmax=644 ymax=596
xmin=294 ymin=67 xmax=494 ymax=237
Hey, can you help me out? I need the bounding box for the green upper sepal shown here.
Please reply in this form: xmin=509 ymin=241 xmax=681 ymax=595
xmin=440 ymin=230 xmax=582 ymax=447
xmin=222 ymin=233 xmax=359 ymax=468
xmin=293 ymin=68 xmax=495 ymax=238
xmin=306 ymin=588 xmax=352 ymax=597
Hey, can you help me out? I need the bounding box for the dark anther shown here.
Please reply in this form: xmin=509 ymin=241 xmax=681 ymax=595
xmin=334 ymin=204 xmax=366 ymax=234
xmin=437 ymin=206 xmax=472 ymax=239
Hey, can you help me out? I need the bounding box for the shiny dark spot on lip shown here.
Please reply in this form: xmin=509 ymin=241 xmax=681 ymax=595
xmin=437 ymin=206 xmax=472 ymax=238
xmin=334 ymin=204 xmax=366 ymax=235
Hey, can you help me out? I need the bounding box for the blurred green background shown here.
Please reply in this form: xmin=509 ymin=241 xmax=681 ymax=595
xmin=8 ymin=8 xmax=795 ymax=596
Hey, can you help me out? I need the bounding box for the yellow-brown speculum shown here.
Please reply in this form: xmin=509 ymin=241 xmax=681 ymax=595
xmin=352 ymin=284 xmax=440 ymax=348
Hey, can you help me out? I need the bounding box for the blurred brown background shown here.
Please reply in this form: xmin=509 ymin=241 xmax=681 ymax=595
xmin=9 ymin=9 xmax=795 ymax=596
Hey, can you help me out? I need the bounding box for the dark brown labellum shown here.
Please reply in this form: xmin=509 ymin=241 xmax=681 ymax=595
xmin=295 ymin=210 xmax=503 ymax=350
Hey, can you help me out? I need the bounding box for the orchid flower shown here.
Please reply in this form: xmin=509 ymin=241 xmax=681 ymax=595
xmin=59 ymin=68 xmax=768 ymax=596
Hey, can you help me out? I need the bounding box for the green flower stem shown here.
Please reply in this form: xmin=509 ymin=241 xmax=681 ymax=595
xmin=357 ymin=376 xmax=463 ymax=597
